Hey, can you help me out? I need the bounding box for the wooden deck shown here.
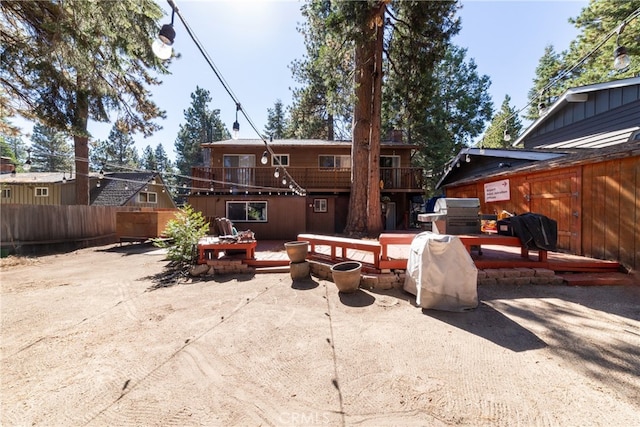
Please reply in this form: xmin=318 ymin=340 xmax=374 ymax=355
xmin=246 ymin=236 xmax=622 ymax=274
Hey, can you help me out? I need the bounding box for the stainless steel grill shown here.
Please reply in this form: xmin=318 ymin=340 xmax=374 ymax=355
xmin=417 ymin=198 xmax=480 ymax=235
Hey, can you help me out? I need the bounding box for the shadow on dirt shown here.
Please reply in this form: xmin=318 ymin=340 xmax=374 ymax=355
xmin=98 ymin=241 xmax=164 ymax=256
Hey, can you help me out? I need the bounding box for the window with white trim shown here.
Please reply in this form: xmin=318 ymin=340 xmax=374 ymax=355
xmin=138 ymin=191 xmax=158 ymax=203
xmin=226 ymin=201 xmax=267 ymax=222
xmin=1 ymin=188 xmax=11 ymax=199
xmin=319 ymin=155 xmax=350 ymax=170
xmin=271 ymin=154 xmax=289 ymax=167
xmin=35 ymin=187 xmax=49 ymax=197
xmin=313 ymin=198 xmax=327 ymax=213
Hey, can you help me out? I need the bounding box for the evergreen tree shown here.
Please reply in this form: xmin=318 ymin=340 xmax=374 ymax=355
xmin=30 ymin=123 xmax=74 ymax=172
xmin=563 ymin=0 xmax=640 ymax=87
xmin=263 ymin=100 xmax=289 ymax=140
xmin=141 ymin=145 xmax=157 ymax=171
xmin=90 ymin=121 xmax=139 ymax=171
xmin=482 ymin=95 xmax=523 ymax=149
xmin=289 ymin=0 xmax=353 ymax=141
xmin=524 ymin=45 xmax=565 ymax=121
xmin=1 ymin=0 xmax=169 ymax=204
xmin=154 ymin=144 xmax=172 ymax=172
xmin=175 ymin=87 xmax=229 ymax=176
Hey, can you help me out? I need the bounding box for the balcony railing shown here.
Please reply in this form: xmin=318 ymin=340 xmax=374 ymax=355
xmin=191 ymin=166 xmax=423 ymax=192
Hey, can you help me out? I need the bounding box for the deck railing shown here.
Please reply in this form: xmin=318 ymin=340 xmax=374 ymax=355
xmin=191 ymin=166 xmax=423 ymax=192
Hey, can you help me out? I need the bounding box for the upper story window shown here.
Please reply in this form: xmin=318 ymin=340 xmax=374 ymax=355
xmin=319 ymin=155 xmax=351 ymax=170
xmin=35 ymin=187 xmax=49 ymax=197
xmin=271 ymin=154 xmax=289 ymax=167
xmin=227 ymin=201 xmax=267 ymax=222
xmin=1 ymin=188 xmax=11 ymax=199
xmin=138 ymin=191 xmax=157 ymax=203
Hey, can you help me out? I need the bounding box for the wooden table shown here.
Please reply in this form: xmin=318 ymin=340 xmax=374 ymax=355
xmin=457 ymin=234 xmax=548 ymax=262
xmin=197 ymin=237 xmax=257 ymax=264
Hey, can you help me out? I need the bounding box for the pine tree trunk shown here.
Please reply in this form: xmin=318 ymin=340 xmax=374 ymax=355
xmin=74 ymin=88 xmax=90 ymax=205
xmin=344 ymin=15 xmax=375 ymax=236
xmin=367 ymin=5 xmax=385 ymax=236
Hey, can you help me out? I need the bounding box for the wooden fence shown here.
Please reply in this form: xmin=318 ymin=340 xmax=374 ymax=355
xmin=0 ymin=204 xmax=137 ymax=254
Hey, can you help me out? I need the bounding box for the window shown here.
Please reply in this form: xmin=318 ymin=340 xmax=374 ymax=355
xmin=227 ymin=201 xmax=267 ymax=222
xmin=313 ymin=198 xmax=327 ymax=213
xmin=1 ymin=188 xmax=11 ymax=199
xmin=319 ymin=155 xmax=351 ymax=170
xmin=271 ymin=154 xmax=289 ymax=167
xmin=223 ymin=154 xmax=255 ymax=186
xmin=138 ymin=191 xmax=158 ymax=203
xmin=35 ymin=187 xmax=49 ymax=197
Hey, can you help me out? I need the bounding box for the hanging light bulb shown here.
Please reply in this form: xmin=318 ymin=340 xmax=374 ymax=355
xmin=62 ymin=172 xmax=67 ymax=183
xmin=503 ymin=129 xmax=511 ymax=142
xmin=613 ymin=46 xmax=631 ymax=71
xmin=465 ymin=154 xmax=471 ymax=163
xmin=151 ymin=175 xmax=157 ymax=185
xmin=152 ymin=8 xmax=176 ymax=60
xmin=282 ymin=177 xmax=287 ymax=185
xmin=98 ymin=167 xmax=104 ymax=179
xmin=274 ymin=168 xmax=280 ymax=178
xmin=96 ymin=180 xmax=101 ymax=188
xmin=538 ymin=101 xmax=547 ymax=116
xmin=232 ymin=103 xmax=241 ymax=139
xmin=261 ymin=150 xmax=268 ymax=165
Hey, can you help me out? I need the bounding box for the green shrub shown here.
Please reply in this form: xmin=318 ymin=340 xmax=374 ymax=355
xmin=153 ymin=204 xmax=209 ymax=265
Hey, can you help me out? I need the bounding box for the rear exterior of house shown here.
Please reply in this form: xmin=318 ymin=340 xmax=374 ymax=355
xmin=438 ymin=77 xmax=640 ymax=271
xmin=188 ymin=139 xmax=424 ymax=240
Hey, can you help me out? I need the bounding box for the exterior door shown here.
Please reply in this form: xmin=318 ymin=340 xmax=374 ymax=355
xmin=521 ymin=171 xmax=580 ymax=253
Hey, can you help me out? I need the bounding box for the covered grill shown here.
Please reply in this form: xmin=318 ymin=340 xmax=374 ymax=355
xmin=417 ymin=198 xmax=480 ymax=235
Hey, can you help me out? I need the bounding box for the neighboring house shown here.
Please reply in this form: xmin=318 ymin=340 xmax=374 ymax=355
xmin=437 ymin=76 xmax=639 ymax=271
xmin=0 ymin=172 xmax=90 ymax=205
xmin=188 ymin=138 xmax=423 ymax=240
xmin=90 ymin=172 xmax=176 ymax=209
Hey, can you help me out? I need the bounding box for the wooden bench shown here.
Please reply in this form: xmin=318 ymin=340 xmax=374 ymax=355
xmin=457 ymin=234 xmax=548 ymax=262
xmin=197 ymin=237 xmax=257 ymax=264
xmin=297 ymin=233 xmax=382 ymax=270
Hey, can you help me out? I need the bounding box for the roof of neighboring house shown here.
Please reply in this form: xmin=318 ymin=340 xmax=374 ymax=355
xmin=438 ymin=141 xmax=640 ymax=188
xmin=0 ymin=172 xmax=78 ymax=183
xmin=90 ymin=172 xmax=155 ymax=206
xmin=513 ymin=76 xmax=640 ymax=148
xmin=436 ymin=147 xmax=565 ymax=189
xmin=201 ymin=138 xmax=418 ymax=149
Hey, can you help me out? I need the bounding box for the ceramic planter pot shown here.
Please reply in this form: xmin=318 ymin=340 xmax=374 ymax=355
xmin=331 ymin=261 xmax=362 ymax=293
xmin=284 ymin=241 xmax=309 ymax=263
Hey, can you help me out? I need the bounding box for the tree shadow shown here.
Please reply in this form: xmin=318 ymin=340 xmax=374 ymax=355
xmin=98 ymin=241 xmax=164 ymax=256
xmin=423 ymin=302 xmax=547 ymax=352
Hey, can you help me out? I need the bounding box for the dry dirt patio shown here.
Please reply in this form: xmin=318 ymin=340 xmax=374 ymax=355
xmin=1 ymin=243 xmax=639 ymax=426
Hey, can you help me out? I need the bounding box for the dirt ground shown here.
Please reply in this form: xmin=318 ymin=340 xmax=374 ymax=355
xmin=1 ymin=243 xmax=639 ymax=426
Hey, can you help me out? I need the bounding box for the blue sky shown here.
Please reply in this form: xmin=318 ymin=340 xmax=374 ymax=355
xmin=13 ymin=0 xmax=589 ymax=161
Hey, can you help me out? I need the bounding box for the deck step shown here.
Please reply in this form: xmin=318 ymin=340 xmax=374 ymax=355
xmin=558 ymin=272 xmax=636 ymax=286
xmin=254 ymin=265 xmax=290 ymax=274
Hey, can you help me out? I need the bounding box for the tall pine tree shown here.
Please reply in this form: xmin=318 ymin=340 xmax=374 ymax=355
xmin=30 ymin=123 xmax=74 ymax=172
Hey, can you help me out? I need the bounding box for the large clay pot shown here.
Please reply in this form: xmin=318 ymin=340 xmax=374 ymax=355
xmin=285 ymin=241 xmax=309 ymax=263
xmin=331 ymin=261 xmax=362 ymax=293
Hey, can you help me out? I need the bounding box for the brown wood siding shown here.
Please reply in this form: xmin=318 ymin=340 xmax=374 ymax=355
xmin=188 ymin=195 xmax=306 ymax=240
xmin=445 ymin=155 xmax=639 ymax=270
xmin=582 ymin=157 xmax=638 ymax=269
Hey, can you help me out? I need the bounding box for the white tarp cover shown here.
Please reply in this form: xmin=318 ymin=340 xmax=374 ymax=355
xmin=403 ymin=232 xmax=478 ymax=311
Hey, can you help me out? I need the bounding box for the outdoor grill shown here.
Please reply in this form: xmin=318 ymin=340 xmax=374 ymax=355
xmin=417 ymin=198 xmax=481 ymax=235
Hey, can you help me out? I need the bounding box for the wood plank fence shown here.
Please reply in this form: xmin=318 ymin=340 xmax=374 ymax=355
xmin=0 ymin=204 xmax=137 ymax=255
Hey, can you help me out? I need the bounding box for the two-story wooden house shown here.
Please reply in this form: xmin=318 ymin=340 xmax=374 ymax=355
xmin=188 ymin=138 xmax=424 ymax=240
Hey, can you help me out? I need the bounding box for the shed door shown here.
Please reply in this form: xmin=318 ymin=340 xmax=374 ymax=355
xmin=522 ymin=171 xmax=580 ymax=253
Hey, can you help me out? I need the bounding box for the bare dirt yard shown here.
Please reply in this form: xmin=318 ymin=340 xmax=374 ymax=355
xmin=1 ymin=243 xmax=639 ymax=426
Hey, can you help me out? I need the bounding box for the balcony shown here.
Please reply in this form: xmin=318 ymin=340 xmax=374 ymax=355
xmin=191 ymin=166 xmax=423 ymax=193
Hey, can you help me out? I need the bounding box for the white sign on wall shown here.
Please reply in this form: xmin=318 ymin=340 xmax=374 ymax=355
xmin=485 ymin=179 xmax=510 ymax=202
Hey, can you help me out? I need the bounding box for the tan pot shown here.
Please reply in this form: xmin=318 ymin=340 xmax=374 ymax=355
xmin=285 ymin=241 xmax=309 ymax=263
xmin=331 ymin=261 xmax=362 ymax=293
